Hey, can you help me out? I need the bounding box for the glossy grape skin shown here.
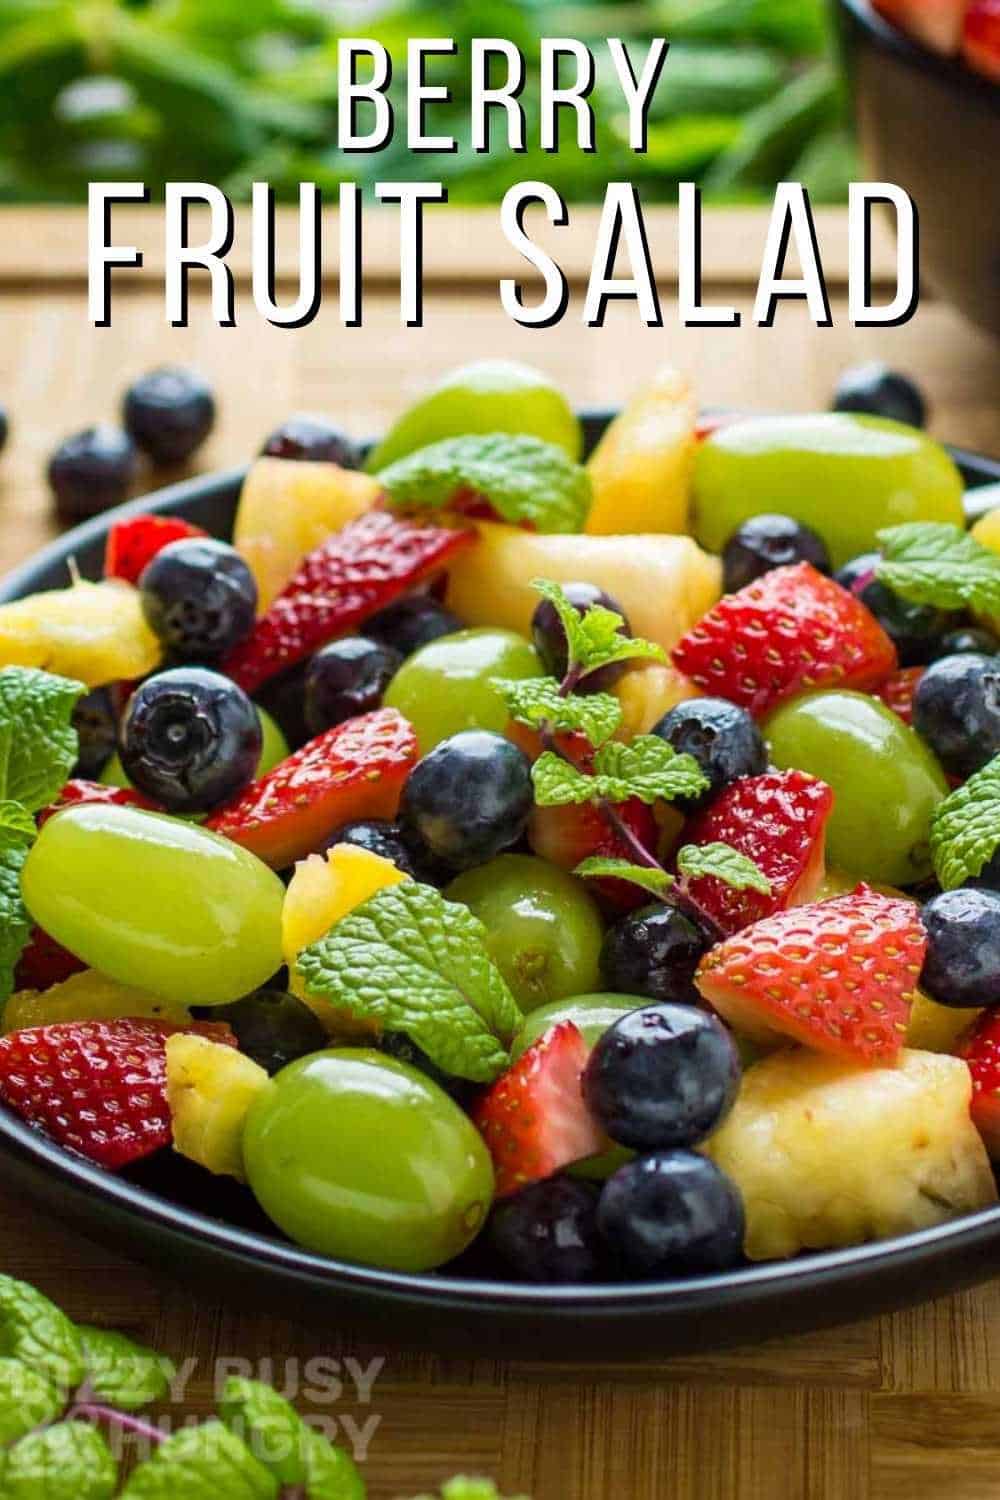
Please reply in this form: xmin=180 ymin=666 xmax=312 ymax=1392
xmin=383 ymin=627 xmax=541 ymax=754
xmin=22 ymin=804 xmax=285 ymax=1005
xmin=211 ymin=989 xmax=327 ymax=1075
xmin=767 ymin=690 xmax=948 ymax=887
xmin=242 ymin=1049 xmax=494 ymax=1271
xmin=445 ymin=855 xmax=603 ymax=1013
xmin=693 ymin=414 xmax=964 ymax=570
xmin=722 ymin=514 xmax=831 ymax=593
xmin=490 ymin=1177 xmax=607 ymax=1283
xmin=511 ymin=993 xmax=640 ymax=1061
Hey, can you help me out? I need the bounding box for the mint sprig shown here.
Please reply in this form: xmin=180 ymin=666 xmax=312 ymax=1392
xmin=410 ymin=1483 xmax=531 ymax=1500
xmin=119 ymin=1421 xmax=277 ymax=1499
xmin=0 ymin=667 xmax=84 ymax=813
xmin=533 ymin=737 xmax=708 ymax=809
xmin=3 ymin=1420 xmax=118 ymax=1499
xmin=492 ymin=677 xmax=622 ymax=748
xmin=296 ymin=882 xmax=522 ymax=1083
xmin=675 ymin=842 xmax=773 ymax=894
xmin=573 ymin=858 xmax=673 ymax=896
xmin=0 ymin=1274 xmax=85 ymax=1391
xmin=930 ymin=755 xmax=1000 ymax=891
xmin=0 ymin=802 xmax=37 ymax=1007
xmin=876 ymin=523 xmax=1000 ymax=615
xmin=78 ymin=1329 xmax=174 ymax=1413
xmin=378 ymin=433 xmax=592 ymax=534
xmin=530 ymin=580 xmax=665 ymax=679
xmin=221 ymin=1379 xmax=365 ymax=1499
xmin=0 ymin=1358 xmax=63 ymax=1445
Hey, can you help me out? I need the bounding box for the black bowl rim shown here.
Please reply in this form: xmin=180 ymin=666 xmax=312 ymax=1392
xmin=2 ymin=419 xmax=1000 ymax=1323
xmin=838 ymin=0 xmax=1000 ymax=115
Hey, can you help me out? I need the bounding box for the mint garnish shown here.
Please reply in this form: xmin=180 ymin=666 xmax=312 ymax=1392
xmin=3 ymin=1420 xmax=118 ymax=1499
xmin=296 ymin=882 xmax=522 ymax=1083
xmin=0 ymin=1275 xmax=85 ymax=1391
xmin=0 ymin=1358 xmax=63 ymax=1445
xmin=378 ymin=433 xmax=592 ymax=534
xmin=0 ymin=802 xmax=38 ymax=1007
xmin=0 ymin=667 xmax=84 ymax=813
xmin=78 ymin=1329 xmax=174 ymax=1412
xmin=493 ymin=677 xmax=622 ymax=748
xmin=675 ymin=842 xmax=773 ymax=895
xmin=532 ymin=737 xmax=708 ymax=809
xmin=930 ymin=755 xmax=1000 ymax=891
xmin=221 ymin=1378 xmax=365 ymax=1499
xmin=530 ymin=580 xmax=665 ymax=678
xmin=410 ymin=1484 xmax=531 ymax=1500
xmin=876 ymin=523 xmax=1000 ymax=615
xmin=573 ymin=857 xmax=673 ymax=896
xmin=119 ymin=1421 xmax=277 ymax=1500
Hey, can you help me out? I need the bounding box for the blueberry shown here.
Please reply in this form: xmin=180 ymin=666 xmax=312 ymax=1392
xmin=399 ymin=730 xmax=533 ymax=873
xmin=366 ymin=595 xmax=464 ymax=659
xmin=304 ymin=637 xmax=402 ymax=736
xmin=212 ymin=989 xmax=327 ymax=1075
xmin=48 ymin=425 xmax=138 ymax=524
xmin=71 ymin=686 xmax=118 ymax=780
xmin=722 ymin=514 xmax=831 ymax=593
xmin=597 ymin=1150 xmax=745 ymax=1277
xmin=123 ymin=367 xmax=215 ymax=466
xmin=254 ymin=663 xmax=311 ymax=751
xmin=379 ymin=1031 xmax=477 ymax=1105
xmin=322 ymin=818 xmax=420 ymax=878
xmin=833 ymin=363 xmax=927 ymax=428
xmin=120 ymin=667 xmax=262 ymax=813
xmin=139 ymin=538 xmax=257 ymax=662
xmin=836 ymin=553 xmax=959 ymax=666
xmin=969 ymin=849 xmax=1000 ymax=892
xmin=934 ymin=627 xmax=999 ymax=660
xmin=531 ymin=582 xmax=631 ymax=691
xmin=913 ymin=653 xmax=1000 ymax=779
xmin=582 ymin=1002 xmax=740 ymax=1152
xmin=600 ymin=903 xmax=708 ymax=1007
xmin=490 ymin=1177 xmax=607 ymax=1283
xmin=651 ymin=697 xmax=766 ymax=811
xmin=920 ymin=888 xmax=1000 ymax=1009
xmin=260 ymin=415 xmax=362 ymax=468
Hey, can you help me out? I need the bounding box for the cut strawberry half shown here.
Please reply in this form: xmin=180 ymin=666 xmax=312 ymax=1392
xmin=222 ymin=510 xmax=475 ymax=694
xmin=37 ymin=778 xmax=161 ymax=827
xmin=682 ymin=770 xmax=834 ymax=937
xmin=472 ymin=1021 xmax=608 ymax=1197
xmin=0 ymin=1018 xmax=235 ymax=1170
xmin=14 ymin=926 xmax=86 ymax=993
xmin=874 ymin=666 xmax=925 ymax=726
xmin=672 ymin=562 xmax=898 ymax=719
xmin=964 ymin=0 xmax=1000 ymax=77
xmin=873 ymin=0 xmax=968 ymax=52
xmin=207 ymin=706 xmax=417 ymax=868
xmin=696 ymin=885 xmax=927 ymax=1065
xmin=528 ymin=796 xmax=659 ymax=912
xmin=105 ymin=514 xmax=207 ymax=585
xmin=959 ymin=1010 xmax=1000 ymax=1156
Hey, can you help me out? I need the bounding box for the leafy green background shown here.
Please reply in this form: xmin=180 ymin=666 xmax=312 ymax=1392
xmin=0 ymin=0 xmax=855 ymax=203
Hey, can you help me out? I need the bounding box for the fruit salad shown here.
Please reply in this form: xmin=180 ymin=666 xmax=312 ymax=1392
xmin=874 ymin=0 xmax=1000 ymax=82
xmin=3 ymin=359 xmax=1000 ymax=1288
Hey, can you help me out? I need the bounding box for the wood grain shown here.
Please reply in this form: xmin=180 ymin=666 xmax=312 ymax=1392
xmin=1 ymin=207 xmax=1000 ymax=1500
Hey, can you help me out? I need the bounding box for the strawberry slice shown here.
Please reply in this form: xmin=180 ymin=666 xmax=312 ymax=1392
xmin=672 ymin=562 xmax=898 ymax=719
xmin=874 ymin=666 xmax=924 ymax=726
xmin=0 ymin=1018 xmax=235 ymax=1170
xmin=528 ymin=797 xmax=660 ymax=912
xmin=959 ymin=1011 xmax=1000 ymax=1156
xmin=222 ymin=510 xmax=475 ymax=694
xmin=207 ymin=707 xmax=417 ymax=868
xmin=682 ymin=770 xmax=834 ymax=937
xmin=873 ymin=0 xmax=968 ymax=52
xmin=14 ymin=926 xmax=86 ymax=993
xmin=37 ymin=778 xmax=160 ymax=827
xmin=472 ymin=1021 xmax=608 ymax=1197
xmin=105 ymin=514 xmax=207 ymax=585
xmin=696 ymin=885 xmax=926 ymax=1065
xmin=964 ymin=0 xmax=1000 ymax=78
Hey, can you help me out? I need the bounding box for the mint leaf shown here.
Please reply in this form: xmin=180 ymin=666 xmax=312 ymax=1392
xmin=0 ymin=1358 xmax=63 ymax=1444
xmin=492 ymin=676 xmax=622 ymax=747
xmin=589 ymin=738 xmax=709 ymax=804
xmin=300 ymin=1429 xmax=366 ymax=1500
xmin=119 ymin=1421 xmax=278 ymax=1500
xmin=0 ymin=1275 xmax=85 ymax=1390
xmin=530 ymin=580 xmax=665 ymax=676
xmin=0 ymin=801 xmax=37 ymax=1006
xmin=297 ymin=882 xmax=522 ymax=1083
xmin=220 ymin=1377 xmax=365 ymax=1500
xmin=2 ymin=1421 xmax=117 ymax=1500
xmin=930 ymin=755 xmax=1000 ymax=890
xmin=410 ymin=1483 xmax=531 ymax=1500
xmin=530 ymin=752 xmax=596 ymax=807
xmin=676 ymin=842 xmax=773 ymax=894
xmin=379 ymin=433 xmax=591 ymax=534
xmin=574 ymin=857 xmax=673 ymax=896
xmin=0 ymin=667 xmax=84 ymax=813
xmin=876 ymin=523 xmax=1000 ymax=614
xmin=78 ymin=1327 xmax=174 ymax=1411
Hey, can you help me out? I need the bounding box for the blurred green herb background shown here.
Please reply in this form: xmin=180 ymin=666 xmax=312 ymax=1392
xmin=0 ymin=0 xmax=855 ymax=203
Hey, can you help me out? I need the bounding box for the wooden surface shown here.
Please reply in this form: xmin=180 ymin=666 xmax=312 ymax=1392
xmin=1 ymin=207 xmax=1000 ymax=1500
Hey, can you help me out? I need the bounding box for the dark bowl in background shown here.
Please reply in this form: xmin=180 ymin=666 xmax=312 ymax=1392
xmin=836 ymin=0 xmax=1000 ymax=338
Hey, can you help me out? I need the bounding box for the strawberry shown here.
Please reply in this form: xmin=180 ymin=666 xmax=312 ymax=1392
xmin=873 ymin=0 xmax=968 ymax=53
xmin=207 ymin=707 xmax=417 ymax=869
xmin=0 ymin=1018 xmax=235 ymax=1170
xmin=964 ymin=0 xmax=1000 ymax=78
xmin=696 ymin=885 xmax=926 ymax=1065
xmin=682 ymin=770 xmax=834 ymax=937
xmin=222 ymin=510 xmax=475 ymax=694
xmin=671 ymin=563 xmax=897 ymax=719
xmin=874 ymin=666 xmax=924 ymax=726
xmin=472 ymin=1021 xmax=607 ymax=1197
xmin=694 ymin=412 xmax=738 ymax=443
xmin=528 ymin=796 xmax=659 ymax=912
xmin=959 ymin=1011 xmax=1000 ymax=1156
xmin=105 ymin=514 xmax=207 ymax=585
xmin=14 ymin=926 xmax=86 ymax=993
xmin=37 ymin=778 xmax=160 ymax=827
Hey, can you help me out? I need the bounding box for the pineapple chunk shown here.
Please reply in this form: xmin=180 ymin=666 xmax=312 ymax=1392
xmin=585 ymin=368 xmax=697 ymax=536
xmin=907 ymin=990 xmax=981 ymax=1054
xmin=444 ymin=523 xmax=721 ymax=656
xmin=233 ymin=458 xmax=380 ymax=608
xmin=615 ymin=662 xmax=700 ymax=738
xmin=706 ymin=1047 xmax=997 ymax=1261
xmin=166 ymin=1033 xmax=270 ymax=1181
xmin=4 ymin=970 xmax=191 ymax=1033
xmin=0 ymin=580 xmax=160 ymax=687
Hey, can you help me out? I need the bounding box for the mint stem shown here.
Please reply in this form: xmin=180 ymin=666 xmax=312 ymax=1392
xmin=67 ymin=1402 xmax=165 ymax=1446
xmin=559 ymin=663 xmax=584 ymax=698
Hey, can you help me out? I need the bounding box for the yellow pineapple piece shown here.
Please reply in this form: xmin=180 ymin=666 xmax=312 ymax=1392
xmin=4 ymin=970 xmax=191 ymax=1033
xmin=444 ymin=523 xmax=721 ymax=657
xmin=233 ymin=458 xmax=380 ymax=608
xmin=706 ymin=1047 xmax=996 ymax=1261
xmin=907 ymin=990 xmax=981 ymax=1054
xmin=166 ymin=1033 xmax=270 ymax=1181
xmin=0 ymin=580 xmax=160 ymax=687
xmin=814 ymin=868 xmax=915 ymax=903
xmin=972 ymin=507 xmax=1000 ymax=555
xmin=615 ymin=662 xmax=700 ymax=739
xmin=585 ymin=368 xmax=697 ymax=536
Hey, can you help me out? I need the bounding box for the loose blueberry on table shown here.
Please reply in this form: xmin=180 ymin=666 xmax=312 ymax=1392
xmin=3 ymin=360 xmax=1000 ymax=1289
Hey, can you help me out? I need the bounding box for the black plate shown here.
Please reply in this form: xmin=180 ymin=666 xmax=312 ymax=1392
xmin=2 ymin=413 xmax=1000 ymax=1358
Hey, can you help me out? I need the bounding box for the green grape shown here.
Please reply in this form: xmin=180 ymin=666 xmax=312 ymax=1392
xmin=242 ymin=1050 xmax=494 ymax=1271
xmin=510 ymin=992 xmax=640 ymax=1059
xmin=384 ymin=628 xmax=541 ymax=754
xmin=766 ymin=689 xmax=949 ymax=887
xmin=693 ymin=413 xmax=965 ymax=570
xmin=22 ymin=804 xmax=285 ymax=1005
xmin=101 ymin=706 xmax=287 ymax=790
xmin=445 ymin=856 xmax=603 ymax=1013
